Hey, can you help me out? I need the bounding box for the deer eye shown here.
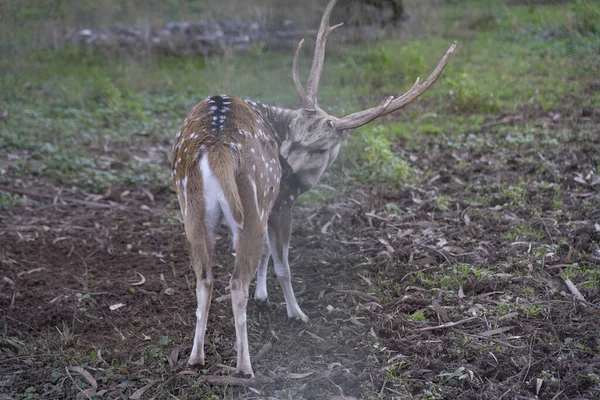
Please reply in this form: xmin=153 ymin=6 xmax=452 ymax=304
xmin=325 ymin=119 xmax=334 ymax=128
xmin=312 ymin=148 xmax=328 ymax=155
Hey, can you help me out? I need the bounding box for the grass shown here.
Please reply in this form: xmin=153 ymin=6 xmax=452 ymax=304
xmin=1 ymin=0 xmax=599 ymax=398
xmin=1 ymin=0 xmax=597 ymax=194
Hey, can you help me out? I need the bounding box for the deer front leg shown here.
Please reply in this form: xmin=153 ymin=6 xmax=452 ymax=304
xmin=268 ymin=207 xmax=309 ymax=322
xmin=254 ymin=239 xmax=271 ymax=302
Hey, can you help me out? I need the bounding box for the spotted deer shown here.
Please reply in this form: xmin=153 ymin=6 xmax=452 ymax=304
xmin=171 ymin=0 xmax=456 ymax=378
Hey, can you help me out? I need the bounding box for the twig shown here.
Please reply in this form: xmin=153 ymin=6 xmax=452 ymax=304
xmin=0 ymin=184 xmax=126 ymax=210
xmin=379 ymin=377 xmax=388 ymax=397
xmin=414 ymin=243 xmax=452 ymax=267
xmin=0 ymin=353 xmax=62 ymax=365
xmin=562 ymin=278 xmax=586 ymax=302
xmin=177 ymin=372 xmax=275 ymax=386
xmin=253 ymin=341 xmax=272 ymax=362
xmin=333 ymin=289 xmax=379 ymax=302
xmin=416 ymin=316 xmax=478 ymax=332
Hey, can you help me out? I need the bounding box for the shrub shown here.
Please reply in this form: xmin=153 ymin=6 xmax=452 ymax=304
xmin=572 ymin=0 xmax=600 ymax=36
xmin=446 ymin=72 xmax=501 ymax=114
xmin=347 ymin=126 xmax=415 ymax=185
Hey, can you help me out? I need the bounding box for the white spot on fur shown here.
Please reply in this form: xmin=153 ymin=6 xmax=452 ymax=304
xmin=248 ymin=174 xmax=260 ymax=216
xmin=182 ymin=176 xmax=189 ymax=215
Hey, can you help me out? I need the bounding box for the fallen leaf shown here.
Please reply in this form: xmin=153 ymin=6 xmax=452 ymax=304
xmin=285 ymin=371 xmax=314 ymax=379
xmin=68 ymin=366 xmax=97 ymax=390
xmin=129 ymin=272 xmax=146 ymax=286
xmin=109 ymin=303 xmax=125 ymax=311
xmin=130 ymin=380 xmax=157 ymax=399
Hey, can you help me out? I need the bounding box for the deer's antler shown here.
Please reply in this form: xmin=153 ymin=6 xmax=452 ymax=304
xmin=335 ymin=41 xmax=457 ymax=130
xmin=292 ymin=0 xmax=343 ymax=109
xmin=293 ymin=0 xmax=456 ymax=129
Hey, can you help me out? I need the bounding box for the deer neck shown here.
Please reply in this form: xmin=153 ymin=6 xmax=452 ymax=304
xmin=245 ymin=100 xmax=342 ymax=195
xmin=244 ymin=100 xmax=297 ymax=147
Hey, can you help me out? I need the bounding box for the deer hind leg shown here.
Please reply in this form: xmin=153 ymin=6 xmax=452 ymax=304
xmin=268 ymin=208 xmax=309 ymax=322
xmin=184 ymin=196 xmax=219 ymax=367
xmin=230 ymin=217 xmax=266 ymax=378
xmin=254 ymin=239 xmax=271 ymax=302
xmin=186 ymin=224 xmax=213 ymax=366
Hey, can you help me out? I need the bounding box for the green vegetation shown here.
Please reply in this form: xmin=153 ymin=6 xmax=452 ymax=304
xmin=1 ymin=0 xmax=598 ymax=194
xmin=1 ymin=0 xmax=599 ymax=398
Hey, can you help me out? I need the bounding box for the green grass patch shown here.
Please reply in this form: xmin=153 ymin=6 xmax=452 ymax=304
xmin=0 ymin=0 xmax=598 ymax=193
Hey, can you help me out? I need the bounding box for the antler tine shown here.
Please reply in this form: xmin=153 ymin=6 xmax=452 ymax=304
xmin=304 ymin=0 xmax=343 ymax=108
xmin=292 ymin=39 xmax=311 ymax=108
xmin=336 ymin=41 xmax=458 ymax=130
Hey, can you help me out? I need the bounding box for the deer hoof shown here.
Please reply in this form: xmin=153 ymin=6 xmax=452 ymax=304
xmin=231 ymin=369 xmax=254 ymax=379
xmin=187 ymin=357 xmax=205 ymax=367
xmin=254 ymin=293 xmax=269 ymax=304
xmin=292 ymin=310 xmax=309 ymax=323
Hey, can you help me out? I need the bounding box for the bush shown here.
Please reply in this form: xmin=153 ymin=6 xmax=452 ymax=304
xmin=572 ymin=0 xmax=600 ymax=36
xmin=347 ymin=126 xmax=415 ymax=185
xmin=342 ymin=43 xmax=425 ymax=91
xmin=446 ymin=72 xmax=501 ymax=114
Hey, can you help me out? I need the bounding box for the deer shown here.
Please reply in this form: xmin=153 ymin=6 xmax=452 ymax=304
xmin=171 ymin=0 xmax=456 ymax=378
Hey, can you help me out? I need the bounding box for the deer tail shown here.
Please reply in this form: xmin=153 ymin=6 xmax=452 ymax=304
xmin=207 ymin=146 xmax=244 ymax=229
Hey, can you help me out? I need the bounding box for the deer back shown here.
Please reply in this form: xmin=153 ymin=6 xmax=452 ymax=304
xmin=171 ymin=95 xmax=282 ymax=227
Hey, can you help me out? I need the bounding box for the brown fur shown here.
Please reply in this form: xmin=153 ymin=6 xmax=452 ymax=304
xmin=170 ymin=0 xmax=455 ymax=379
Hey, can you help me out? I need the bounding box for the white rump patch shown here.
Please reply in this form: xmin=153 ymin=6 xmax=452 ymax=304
xmin=200 ymin=157 xmax=239 ymax=246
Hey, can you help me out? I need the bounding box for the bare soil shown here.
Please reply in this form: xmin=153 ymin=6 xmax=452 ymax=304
xmin=1 ymin=111 xmax=599 ymax=399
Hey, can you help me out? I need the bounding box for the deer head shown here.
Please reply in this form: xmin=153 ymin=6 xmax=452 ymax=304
xmin=280 ymin=0 xmax=456 ymax=189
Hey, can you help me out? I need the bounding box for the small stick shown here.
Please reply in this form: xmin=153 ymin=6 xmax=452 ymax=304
xmin=0 ymin=185 xmax=126 ymax=210
xmin=333 ymin=289 xmax=379 ymax=302
xmin=563 ymin=278 xmax=586 ymax=302
xmin=253 ymin=341 xmax=272 ymax=362
xmin=182 ymin=373 xmax=275 ymax=386
xmin=417 ymin=316 xmax=478 ymax=332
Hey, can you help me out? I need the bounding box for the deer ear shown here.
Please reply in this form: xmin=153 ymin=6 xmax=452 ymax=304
xmin=325 ymin=119 xmax=334 ymax=128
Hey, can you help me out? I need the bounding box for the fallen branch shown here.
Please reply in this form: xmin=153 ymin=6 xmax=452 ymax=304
xmin=472 ymin=326 xmax=516 ymax=338
xmin=177 ymin=371 xmax=275 ymax=386
xmin=0 ymin=185 xmax=126 ymax=210
xmin=562 ymin=278 xmax=585 ymax=302
xmin=417 ymin=316 xmax=478 ymax=332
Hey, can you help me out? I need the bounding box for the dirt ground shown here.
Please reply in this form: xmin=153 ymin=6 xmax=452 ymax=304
xmin=1 ymin=110 xmax=599 ymax=399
